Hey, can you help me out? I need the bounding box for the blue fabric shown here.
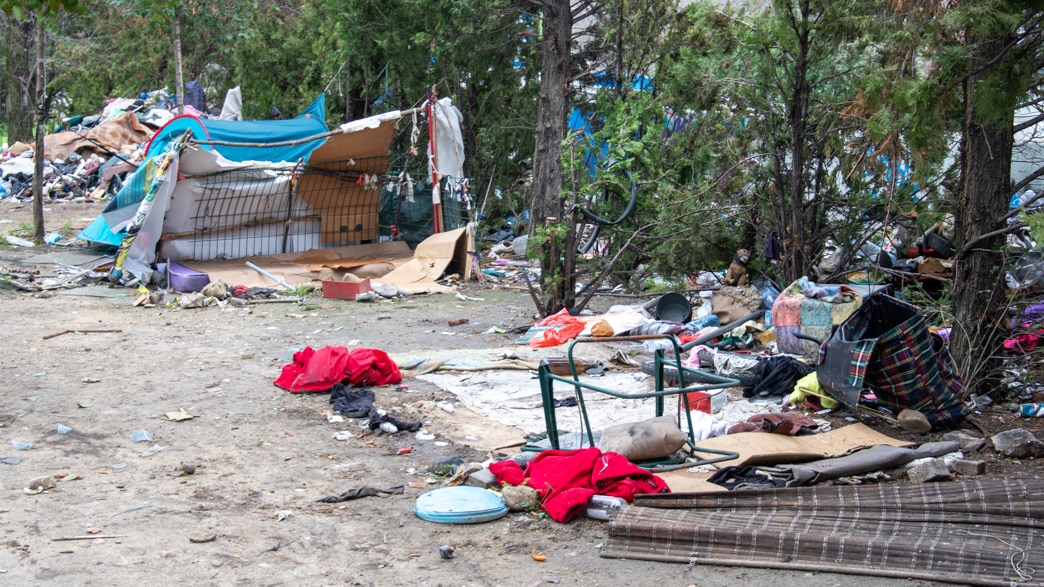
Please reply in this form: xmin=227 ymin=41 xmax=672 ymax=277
xmin=145 ymin=94 xmax=327 ymax=163
xmin=77 ymin=159 xmax=152 ymax=246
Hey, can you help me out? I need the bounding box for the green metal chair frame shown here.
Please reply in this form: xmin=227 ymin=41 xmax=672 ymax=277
xmin=529 ymin=334 xmax=740 ymax=467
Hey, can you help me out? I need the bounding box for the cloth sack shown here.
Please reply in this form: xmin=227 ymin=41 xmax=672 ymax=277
xmin=598 ymin=416 xmax=687 ymax=461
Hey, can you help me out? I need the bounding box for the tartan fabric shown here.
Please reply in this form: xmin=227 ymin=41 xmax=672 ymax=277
xmin=818 ymin=294 xmax=968 ymax=428
xmin=604 ymin=478 xmax=1044 ymax=586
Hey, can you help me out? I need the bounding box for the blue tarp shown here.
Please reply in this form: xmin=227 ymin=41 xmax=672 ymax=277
xmin=145 ymin=94 xmax=328 ymax=162
xmin=79 ymin=96 xmax=330 ymax=247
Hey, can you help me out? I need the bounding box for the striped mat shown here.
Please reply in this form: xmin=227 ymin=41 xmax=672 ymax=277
xmin=604 ymin=479 xmax=1044 ymax=586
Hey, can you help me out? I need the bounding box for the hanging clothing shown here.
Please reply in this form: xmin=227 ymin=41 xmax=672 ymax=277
xmin=185 ymin=80 xmax=206 ymax=112
xmin=764 ymin=230 xmax=782 ymax=261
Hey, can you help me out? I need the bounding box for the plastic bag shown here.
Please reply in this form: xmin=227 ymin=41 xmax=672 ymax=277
xmin=529 ymin=308 xmax=585 ymax=348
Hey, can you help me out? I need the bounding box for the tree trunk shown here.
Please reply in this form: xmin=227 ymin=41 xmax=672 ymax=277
xmin=32 ymin=14 xmax=45 ymax=243
xmin=784 ymin=0 xmax=811 ymax=283
xmin=950 ymin=35 xmax=1016 ymax=398
xmin=3 ymin=16 xmax=34 ymax=143
xmin=531 ymin=1 xmax=571 ymax=228
xmin=530 ymin=0 xmax=573 ymax=314
xmin=173 ymin=12 xmax=184 ymax=116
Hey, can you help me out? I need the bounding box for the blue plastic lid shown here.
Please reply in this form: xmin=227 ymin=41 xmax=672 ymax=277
xmin=414 ymin=486 xmax=508 ymax=524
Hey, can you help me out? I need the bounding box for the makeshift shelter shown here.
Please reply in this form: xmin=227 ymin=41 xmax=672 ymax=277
xmin=78 ymin=95 xmax=468 ymax=285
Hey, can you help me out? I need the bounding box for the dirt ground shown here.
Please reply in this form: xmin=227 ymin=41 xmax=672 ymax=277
xmin=0 ymin=198 xmax=1039 ymax=586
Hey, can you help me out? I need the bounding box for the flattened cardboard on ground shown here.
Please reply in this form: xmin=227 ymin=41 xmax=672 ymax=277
xmin=658 ymin=471 xmax=729 ymax=493
xmin=690 ymin=422 xmax=912 ymax=468
xmin=187 ymin=240 xmax=413 ymax=289
xmin=181 ymin=228 xmax=471 ymax=293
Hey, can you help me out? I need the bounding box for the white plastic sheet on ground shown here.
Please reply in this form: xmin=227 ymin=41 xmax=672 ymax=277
xmin=418 ymin=370 xmax=667 ymax=435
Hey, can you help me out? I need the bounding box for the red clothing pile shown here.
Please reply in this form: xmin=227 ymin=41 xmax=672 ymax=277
xmin=489 ymin=447 xmax=670 ymax=522
xmin=273 ymin=345 xmax=401 ymax=392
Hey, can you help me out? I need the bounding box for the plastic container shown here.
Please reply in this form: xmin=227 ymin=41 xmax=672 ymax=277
xmin=585 ymin=494 xmax=627 ymax=520
xmin=642 ymin=338 xmax=675 ymax=353
xmin=322 ymin=278 xmax=372 ymax=300
xmin=414 ymin=486 xmax=508 ymax=524
xmin=682 ymin=388 xmax=727 ymax=414
xmin=685 ymin=314 xmax=720 ymax=331
xmin=168 ymin=262 xmax=210 ymax=293
xmin=1019 ymin=403 xmax=1044 ymax=417
xmin=655 ymin=293 xmax=692 ymax=323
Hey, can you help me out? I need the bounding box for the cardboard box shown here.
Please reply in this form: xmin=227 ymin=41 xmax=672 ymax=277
xmin=321 ymin=278 xmax=372 ymax=300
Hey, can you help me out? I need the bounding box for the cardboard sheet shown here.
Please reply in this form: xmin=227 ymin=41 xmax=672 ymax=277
xmin=690 ymin=423 xmax=912 ymax=468
xmin=168 ymin=229 xmax=470 ymax=293
xmin=378 ymin=227 xmax=472 ymax=292
xmin=181 ymin=241 xmax=413 ymax=289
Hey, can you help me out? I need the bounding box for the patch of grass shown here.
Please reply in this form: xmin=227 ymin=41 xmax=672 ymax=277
xmin=642 ymin=278 xmax=686 ymax=293
xmin=9 ymin=222 xmax=33 ymax=238
xmin=289 ymin=284 xmax=317 ymax=297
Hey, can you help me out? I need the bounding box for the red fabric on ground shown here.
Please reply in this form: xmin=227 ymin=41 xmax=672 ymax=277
xmin=529 ymin=308 xmax=586 ymax=348
xmin=544 ymin=486 xmax=597 ymax=523
xmin=273 ymin=345 xmax=351 ymax=392
xmin=489 ymin=447 xmax=671 ymax=523
xmin=344 ymin=347 xmax=402 ymax=387
xmin=489 ymin=459 xmax=526 ymax=487
xmin=526 ymin=448 xmax=603 ymax=504
xmin=273 ymin=346 xmax=401 ymax=392
xmin=590 ymin=451 xmax=671 ymax=498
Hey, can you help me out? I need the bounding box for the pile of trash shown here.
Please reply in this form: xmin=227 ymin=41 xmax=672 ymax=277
xmin=0 ymin=85 xmax=240 ymax=203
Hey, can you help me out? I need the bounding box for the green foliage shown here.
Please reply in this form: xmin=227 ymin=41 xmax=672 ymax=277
xmin=1 ymin=0 xmax=82 ymax=19
xmin=1023 ymin=212 xmax=1044 ymax=247
xmin=36 ymin=0 xmax=536 ymax=199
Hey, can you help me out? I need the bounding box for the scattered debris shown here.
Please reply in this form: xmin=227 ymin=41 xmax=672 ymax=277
xmin=315 ymin=485 xmax=405 ymax=503
xmin=165 ymin=410 xmax=194 ymax=422
xmin=24 ymin=476 xmax=57 ymax=494
xmin=42 ymin=328 xmax=122 ymax=340
xmin=172 ymin=464 xmax=196 ymax=478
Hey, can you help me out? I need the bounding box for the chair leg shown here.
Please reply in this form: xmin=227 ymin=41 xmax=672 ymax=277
xmin=538 ymin=364 xmax=560 ymax=450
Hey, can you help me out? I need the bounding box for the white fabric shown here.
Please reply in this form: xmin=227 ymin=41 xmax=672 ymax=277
xmin=430 ymin=97 xmax=465 ymax=180
xmin=218 ymin=86 xmax=242 ymax=121
xmin=0 ymin=156 xmax=35 ymax=177
xmin=339 ymin=110 xmax=401 ymax=133
xmin=123 ymin=152 xmax=181 ymax=284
